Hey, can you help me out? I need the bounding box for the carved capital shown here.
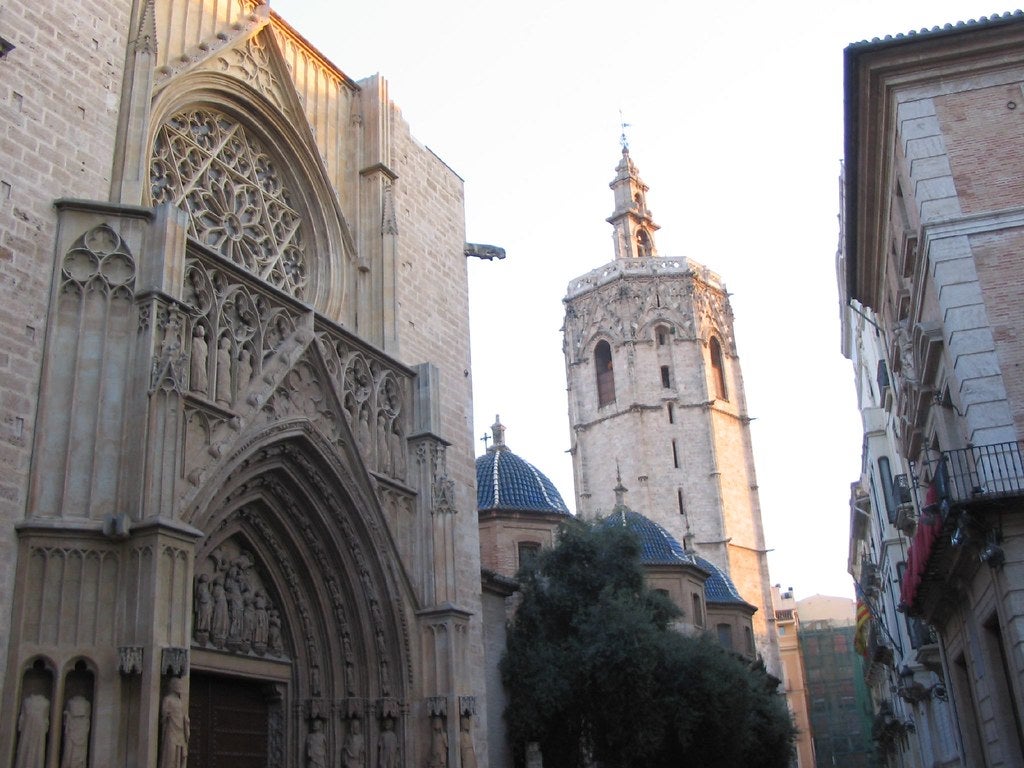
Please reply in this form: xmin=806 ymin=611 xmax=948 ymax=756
xmin=458 ymin=696 xmax=476 ymax=718
xmin=118 ymin=646 xmax=144 ymax=676
xmin=377 ymin=697 xmax=401 ymax=720
xmin=426 ymin=696 xmax=447 ymax=718
xmin=161 ymin=647 xmax=189 ymax=677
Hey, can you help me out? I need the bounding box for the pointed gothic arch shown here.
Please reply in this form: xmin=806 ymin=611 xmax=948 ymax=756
xmin=182 ymin=421 xmax=414 ymax=763
xmin=147 ymin=66 xmax=356 ymax=320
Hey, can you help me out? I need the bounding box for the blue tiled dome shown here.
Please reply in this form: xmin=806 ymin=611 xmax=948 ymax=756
xmin=691 ymin=554 xmax=748 ymax=605
xmin=600 ymin=503 xmax=750 ymax=606
xmin=476 ymin=418 xmax=570 ymax=515
xmin=601 ymin=508 xmax=696 ymax=567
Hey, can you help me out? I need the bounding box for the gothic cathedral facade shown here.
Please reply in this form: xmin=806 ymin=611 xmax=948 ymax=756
xmin=0 ymin=1 xmax=484 ymax=767
xmin=563 ymin=148 xmax=780 ymax=672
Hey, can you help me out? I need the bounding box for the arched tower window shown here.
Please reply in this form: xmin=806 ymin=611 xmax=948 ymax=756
xmin=655 ymin=324 xmax=670 ymax=346
xmin=595 ymin=340 xmax=616 ymax=407
xmin=709 ymin=336 xmax=728 ymax=401
xmin=636 ymin=229 xmax=652 ymax=258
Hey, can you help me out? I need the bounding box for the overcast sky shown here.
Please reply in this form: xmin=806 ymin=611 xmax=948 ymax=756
xmin=275 ymin=0 xmax=1008 ymax=600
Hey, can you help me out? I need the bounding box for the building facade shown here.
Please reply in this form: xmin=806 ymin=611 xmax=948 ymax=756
xmin=795 ymin=597 xmax=874 ymax=768
xmin=1 ymin=1 xmax=485 ymax=767
xmin=772 ymin=587 xmax=815 ymax=768
xmin=562 ymin=147 xmax=780 ymax=674
xmin=841 ymin=11 xmax=1024 ymax=767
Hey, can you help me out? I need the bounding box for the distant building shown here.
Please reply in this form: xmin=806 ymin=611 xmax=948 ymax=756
xmin=796 ymin=596 xmax=874 ymax=768
xmin=841 ymin=11 xmax=1024 ymax=766
xmin=562 ymin=147 xmax=780 ymax=676
xmin=773 ymin=586 xmax=815 ymax=768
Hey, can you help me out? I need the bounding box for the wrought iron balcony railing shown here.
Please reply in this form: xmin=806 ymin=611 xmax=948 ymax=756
xmin=912 ymin=440 xmax=1024 ymax=513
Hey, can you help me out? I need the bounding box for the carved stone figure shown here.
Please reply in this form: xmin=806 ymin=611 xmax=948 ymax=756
xmin=194 ymin=574 xmax=212 ymax=642
xmin=253 ymin=591 xmax=269 ymax=654
xmin=237 ymin=347 xmax=253 ymax=394
xmin=158 ymin=678 xmax=189 ymax=768
xmin=211 ymin=577 xmax=229 ymax=648
xmin=526 ymin=742 xmax=543 ymax=768
xmin=226 ymin=574 xmax=244 ymax=647
xmin=378 ymin=717 xmax=399 ymax=768
xmin=241 ymin=594 xmax=256 ymax=652
xmin=306 ymin=719 xmax=327 ymax=768
xmin=215 ymin=336 xmax=232 ymax=405
xmin=190 ymin=325 xmax=209 ymax=394
xmin=342 ymin=718 xmax=365 ymax=768
xmin=268 ymin=609 xmax=284 ymax=654
xmin=427 ymin=715 xmax=447 ymax=768
xmin=60 ymin=695 xmax=91 ymax=768
xmin=376 ymin=412 xmax=391 ymax=474
xmin=357 ymin=405 xmax=372 ymax=459
xmin=14 ymin=693 xmax=49 ymax=768
xmin=459 ymin=718 xmax=477 ymax=768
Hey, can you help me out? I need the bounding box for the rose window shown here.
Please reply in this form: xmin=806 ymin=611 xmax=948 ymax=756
xmin=150 ymin=109 xmax=309 ymax=298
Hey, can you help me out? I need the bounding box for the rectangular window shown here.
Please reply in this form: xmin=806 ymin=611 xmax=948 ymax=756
xmin=661 ymin=365 xmax=671 ymax=388
xmin=672 ymin=440 xmax=679 ymax=469
xmin=667 ymin=403 xmax=675 ymax=423
xmin=677 ymin=489 xmax=685 ymax=516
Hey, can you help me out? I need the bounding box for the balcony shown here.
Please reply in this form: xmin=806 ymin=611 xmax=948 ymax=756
xmin=900 ymin=441 xmax=1024 ymax=622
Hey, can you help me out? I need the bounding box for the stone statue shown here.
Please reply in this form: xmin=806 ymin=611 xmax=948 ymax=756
xmin=525 ymin=742 xmax=543 ymax=768
xmin=377 ymin=717 xmax=399 ymax=768
xmin=459 ymin=718 xmax=477 ymax=768
xmin=14 ymin=693 xmax=49 ymax=768
xmin=427 ymin=715 xmax=447 ymax=768
xmin=237 ymin=347 xmax=253 ymax=393
xmin=268 ymin=609 xmax=284 ymax=655
xmin=60 ymin=695 xmax=91 ymax=768
xmin=342 ymin=718 xmax=365 ymax=768
xmin=253 ymin=591 xmax=269 ymax=654
xmin=215 ymin=335 xmax=232 ymax=405
xmin=158 ymin=678 xmax=189 ymax=768
xmin=190 ymin=326 xmax=209 ymax=394
xmin=376 ymin=412 xmax=391 ymax=474
xmin=210 ymin=577 xmax=229 ymax=648
xmin=194 ymin=574 xmax=212 ymax=642
xmin=306 ymin=719 xmax=327 ymax=768
xmin=241 ymin=594 xmax=256 ymax=652
xmin=226 ymin=574 xmax=244 ymax=647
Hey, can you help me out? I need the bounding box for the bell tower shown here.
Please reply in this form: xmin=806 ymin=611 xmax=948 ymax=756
xmin=563 ymin=148 xmax=780 ymax=674
xmin=607 ymin=144 xmax=660 ymax=260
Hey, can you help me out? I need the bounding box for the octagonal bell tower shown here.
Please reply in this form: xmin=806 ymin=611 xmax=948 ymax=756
xmin=562 ymin=147 xmax=779 ymax=673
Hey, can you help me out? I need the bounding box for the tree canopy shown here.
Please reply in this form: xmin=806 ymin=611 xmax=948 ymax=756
xmin=500 ymin=518 xmax=795 ymax=768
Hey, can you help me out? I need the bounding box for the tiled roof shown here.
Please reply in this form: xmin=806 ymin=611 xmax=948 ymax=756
xmin=691 ymin=554 xmax=748 ymax=606
xmin=847 ymin=9 xmax=1024 ymax=50
xmin=475 ymin=447 xmax=571 ymax=515
xmin=602 ymin=508 xmax=696 ymax=566
xmin=600 ymin=508 xmax=750 ymax=606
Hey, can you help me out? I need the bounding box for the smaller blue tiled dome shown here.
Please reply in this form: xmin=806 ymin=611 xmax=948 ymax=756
xmin=691 ymin=554 xmax=748 ymax=605
xmin=476 ymin=417 xmax=571 ymax=515
xmin=601 ymin=508 xmax=696 ymax=567
xmin=598 ymin=479 xmax=751 ymax=607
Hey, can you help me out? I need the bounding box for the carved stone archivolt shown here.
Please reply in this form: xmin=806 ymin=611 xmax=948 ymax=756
xmin=151 ymin=107 xmax=309 ymax=298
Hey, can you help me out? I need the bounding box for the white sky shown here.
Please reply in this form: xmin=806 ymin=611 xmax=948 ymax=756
xmin=274 ymin=0 xmax=1008 ymax=600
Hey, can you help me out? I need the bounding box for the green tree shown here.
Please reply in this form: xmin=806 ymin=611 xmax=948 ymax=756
xmin=500 ymin=518 xmax=795 ymax=768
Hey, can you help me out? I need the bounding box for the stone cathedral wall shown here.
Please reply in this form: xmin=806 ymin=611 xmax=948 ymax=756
xmin=0 ymin=0 xmax=133 ymax=699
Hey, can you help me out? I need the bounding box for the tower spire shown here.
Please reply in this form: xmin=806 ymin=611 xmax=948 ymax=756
xmin=606 ymin=130 xmax=659 ymax=260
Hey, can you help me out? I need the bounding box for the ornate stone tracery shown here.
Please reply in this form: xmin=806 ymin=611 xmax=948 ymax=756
xmin=151 ymin=107 xmax=309 ymax=298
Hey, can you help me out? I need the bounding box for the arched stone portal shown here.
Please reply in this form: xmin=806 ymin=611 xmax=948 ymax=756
xmin=183 ymin=425 xmax=413 ymax=767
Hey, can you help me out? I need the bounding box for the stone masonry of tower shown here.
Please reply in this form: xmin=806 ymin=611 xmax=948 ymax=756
xmin=563 ymin=148 xmax=780 ymax=674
